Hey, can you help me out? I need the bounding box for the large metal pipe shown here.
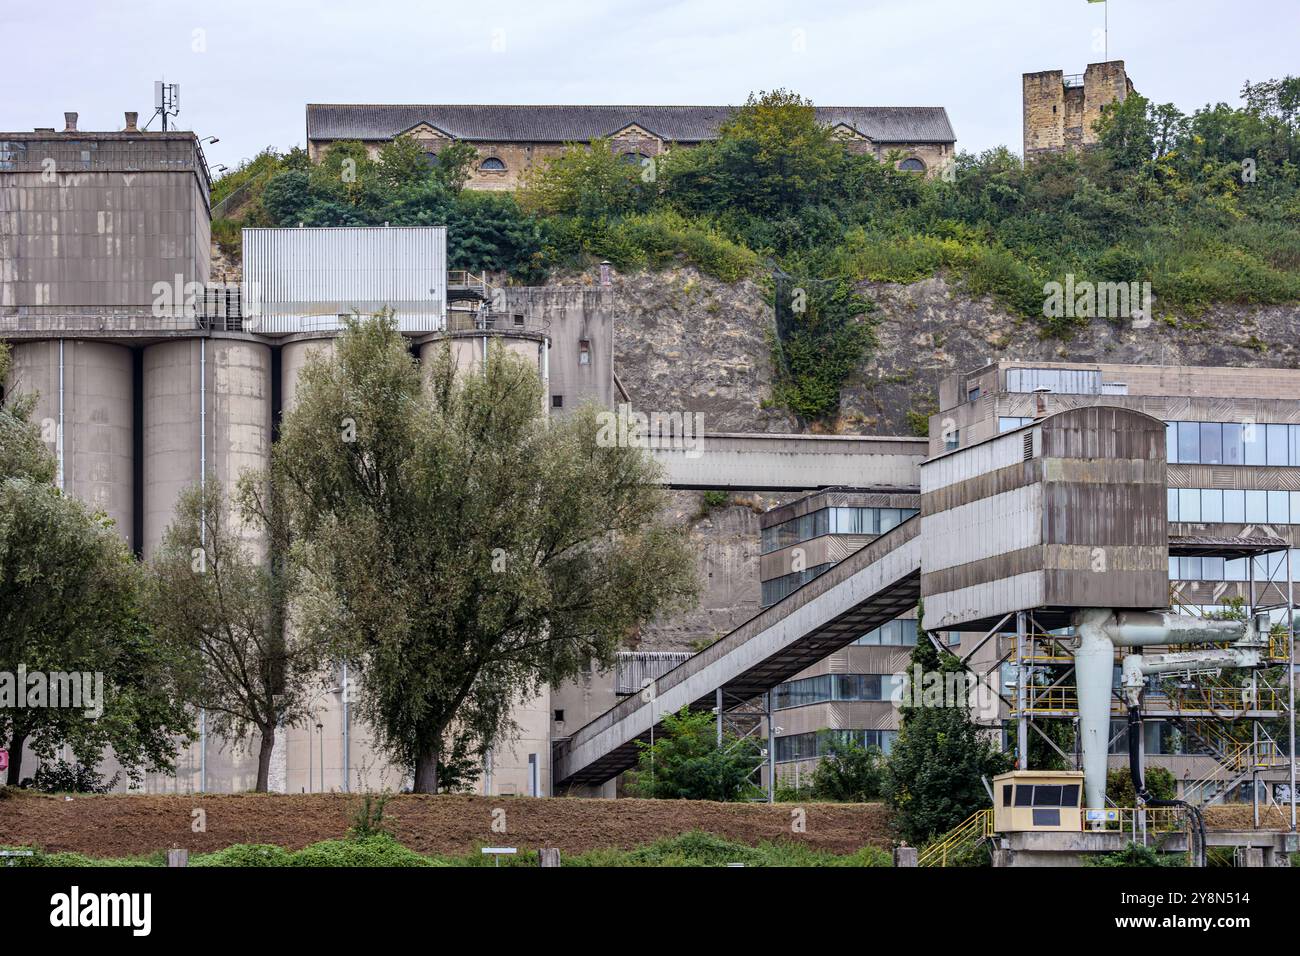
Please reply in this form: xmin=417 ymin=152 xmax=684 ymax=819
xmin=1074 ymin=609 xmax=1116 ymax=811
xmin=1075 ymin=607 xmax=1260 ymax=813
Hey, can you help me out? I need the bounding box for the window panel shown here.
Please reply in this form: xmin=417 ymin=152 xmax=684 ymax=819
xmin=1201 ymin=489 xmax=1223 ymax=523
xmin=1177 ymin=422 xmax=1200 ymax=463
xmin=1178 ymin=488 xmax=1201 ymax=522
xmin=1268 ymin=424 xmax=1289 ymax=466
xmin=1269 ymin=490 xmax=1290 ymax=523
xmin=1167 ymin=488 xmax=1178 ymax=520
xmin=1244 ymin=425 xmax=1267 ymax=465
xmin=1165 ymin=422 xmax=1178 ymax=463
xmin=1224 ymin=490 xmax=1246 ymax=523
xmin=1223 ymin=423 xmax=1244 ymax=465
xmin=1199 ymin=423 xmax=1223 ymax=464
xmin=1246 ymin=490 xmax=1268 ymax=523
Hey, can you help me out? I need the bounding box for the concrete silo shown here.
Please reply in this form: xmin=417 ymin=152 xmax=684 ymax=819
xmin=4 ymin=339 xmax=135 ymax=550
xmin=141 ymin=335 xmax=273 ymax=559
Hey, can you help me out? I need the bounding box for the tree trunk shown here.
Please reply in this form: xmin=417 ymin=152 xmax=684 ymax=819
xmin=255 ymin=725 xmax=276 ymax=793
xmin=5 ymin=730 xmax=26 ymax=786
xmin=413 ymin=744 xmax=440 ymax=794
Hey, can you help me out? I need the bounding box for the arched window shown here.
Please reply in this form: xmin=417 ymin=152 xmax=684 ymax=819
xmin=898 ymin=157 xmax=926 ymax=173
xmin=620 ymin=151 xmax=650 ymax=165
xmin=479 ymin=157 xmax=507 ymax=171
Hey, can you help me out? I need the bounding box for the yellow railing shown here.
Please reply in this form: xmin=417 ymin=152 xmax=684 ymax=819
xmin=1009 ymin=685 xmax=1283 ymax=716
xmin=917 ymin=809 xmax=994 ymax=867
xmin=1083 ymin=806 xmax=1185 ymax=833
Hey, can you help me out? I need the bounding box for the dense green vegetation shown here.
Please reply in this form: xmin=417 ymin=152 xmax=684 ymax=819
xmin=883 ymin=627 xmax=1011 ymax=845
xmin=624 ymin=706 xmax=764 ymax=801
xmin=3 ymin=831 xmax=891 ymax=867
xmin=212 ymin=79 xmax=1300 ymax=420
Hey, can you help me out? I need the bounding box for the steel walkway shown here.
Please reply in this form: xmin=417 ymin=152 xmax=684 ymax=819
xmin=553 ymin=517 xmax=922 ymax=786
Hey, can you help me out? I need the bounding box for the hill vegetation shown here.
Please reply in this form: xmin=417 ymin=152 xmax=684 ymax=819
xmin=213 ymin=78 xmax=1300 ymax=421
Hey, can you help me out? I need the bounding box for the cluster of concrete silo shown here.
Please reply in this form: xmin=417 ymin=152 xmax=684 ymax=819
xmin=5 ymin=336 xmax=273 ymax=560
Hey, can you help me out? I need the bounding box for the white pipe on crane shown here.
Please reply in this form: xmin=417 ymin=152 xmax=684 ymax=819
xmin=1073 ymin=608 xmax=1260 ymax=813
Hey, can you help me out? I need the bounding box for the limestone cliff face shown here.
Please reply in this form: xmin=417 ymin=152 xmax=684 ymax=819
xmin=598 ymin=265 xmax=1300 ymax=648
xmin=636 ymin=491 xmax=797 ymax=651
xmin=597 ymin=266 xmax=1300 ymax=437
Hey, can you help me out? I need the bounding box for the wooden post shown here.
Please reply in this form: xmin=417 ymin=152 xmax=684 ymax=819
xmin=538 ymin=847 xmax=561 ymax=868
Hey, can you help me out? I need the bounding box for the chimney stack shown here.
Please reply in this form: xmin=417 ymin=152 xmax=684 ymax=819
xmin=63 ymin=112 xmax=78 ymax=133
xmin=124 ymin=111 xmax=139 ymax=132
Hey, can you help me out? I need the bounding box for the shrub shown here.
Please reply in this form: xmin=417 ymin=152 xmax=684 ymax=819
xmin=1088 ymin=841 xmax=1184 ymax=867
xmin=190 ymin=843 xmax=292 ymax=867
xmin=288 ymin=834 xmax=435 ymax=867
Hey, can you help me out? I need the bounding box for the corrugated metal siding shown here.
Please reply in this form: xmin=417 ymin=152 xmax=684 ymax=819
xmin=241 ymin=226 xmax=446 ymax=335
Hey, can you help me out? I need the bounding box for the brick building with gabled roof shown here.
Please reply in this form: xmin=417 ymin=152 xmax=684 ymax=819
xmin=305 ymin=103 xmax=958 ymax=189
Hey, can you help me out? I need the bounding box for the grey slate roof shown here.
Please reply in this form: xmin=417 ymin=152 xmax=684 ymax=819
xmin=306 ymin=104 xmax=956 ymax=145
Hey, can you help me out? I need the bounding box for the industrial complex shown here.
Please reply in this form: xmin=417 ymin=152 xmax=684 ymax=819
xmin=2 ymin=87 xmax=1297 ymax=869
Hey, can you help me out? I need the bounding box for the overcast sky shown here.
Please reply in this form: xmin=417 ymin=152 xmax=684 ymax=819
xmin=6 ymin=0 xmax=1299 ymax=172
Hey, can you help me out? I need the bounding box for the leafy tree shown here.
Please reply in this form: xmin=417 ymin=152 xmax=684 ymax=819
xmin=624 ymin=706 xmax=763 ymax=801
xmin=0 ymin=346 xmax=191 ymax=784
xmin=447 ymin=191 xmax=544 ymax=280
xmin=519 ymin=138 xmax=649 ymax=219
xmin=430 ymin=141 xmax=479 ymax=194
xmin=883 ymin=628 xmax=1011 ymax=845
xmin=665 ymin=90 xmax=847 ymax=222
xmin=146 ymin=481 xmax=325 ymax=792
xmin=1106 ymin=766 xmax=1177 ymax=806
xmin=810 ymin=732 xmax=885 ymax=802
xmin=376 ymin=134 xmax=433 ymax=189
xmin=261 ymin=170 xmax=313 ymax=225
xmin=265 ymin=317 xmax=699 ymax=792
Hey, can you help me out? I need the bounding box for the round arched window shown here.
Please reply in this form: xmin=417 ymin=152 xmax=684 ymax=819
xmin=899 ymin=157 xmax=926 ymax=173
xmin=479 ymin=157 xmax=507 ymax=171
xmin=620 ymin=151 xmax=650 ymax=165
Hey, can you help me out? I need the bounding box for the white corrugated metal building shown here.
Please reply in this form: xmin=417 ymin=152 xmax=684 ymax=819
xmin=241 ymin=226 xmax=447 ymax=334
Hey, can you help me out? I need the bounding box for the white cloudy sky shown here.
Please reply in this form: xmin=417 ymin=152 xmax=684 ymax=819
xmin=5 ymin=0 xmax=1298 ymax=172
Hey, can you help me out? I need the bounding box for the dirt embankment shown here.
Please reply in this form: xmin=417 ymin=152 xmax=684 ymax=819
xmin=0 ymin=790 xmax=894 ymax=858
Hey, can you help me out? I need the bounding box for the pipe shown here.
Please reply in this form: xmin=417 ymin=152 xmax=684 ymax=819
xmin=198 ymin=337 xmax=207 ymax=793
xmin=1127 ymin=705 xmax=1207 ymax=867
xmin=341 ymin=662 xmax=350 ymax=793
xmin=56 ymin=339 xmax=65 ymax=492
xmin=1074 ymin=609 xmax=1116 ymax=812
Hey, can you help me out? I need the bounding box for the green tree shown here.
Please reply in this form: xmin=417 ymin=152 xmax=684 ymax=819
xmin=430 ymin=141 xmax=479 ymax=194
xmin=810 ymin=732 xmax=884 ymax=802
xmin=146 ymin=481 xmax=325 ymax=792
xmin=0 ymin=345 xmax=191 ymax=784
xmin=519 ymin=138 xmax=648 ymax=219
xmin=665 ymin=90 xmax=847 ymax=221
xmin=624 ymin=706 xmax=763 ymax=801
xmin=376 ymin=134 xmax=433 ymax=189
xmin=883 ymin=629 xmax=1011 ymax=845
xmin=266 ymin=317 xmax=699 ymax=792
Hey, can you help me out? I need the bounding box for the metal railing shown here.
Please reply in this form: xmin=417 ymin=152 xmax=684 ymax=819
xmin=918 ymin=809 xmax=994 ymax=867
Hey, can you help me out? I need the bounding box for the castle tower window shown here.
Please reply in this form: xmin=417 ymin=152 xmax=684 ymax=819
xmin=899 ymin=157 xmax=926 ymax=173
xmin=579 ymin=339 xmax=591 ymax=365
xmin=479 ymin=157 xmax=507 ymax=171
